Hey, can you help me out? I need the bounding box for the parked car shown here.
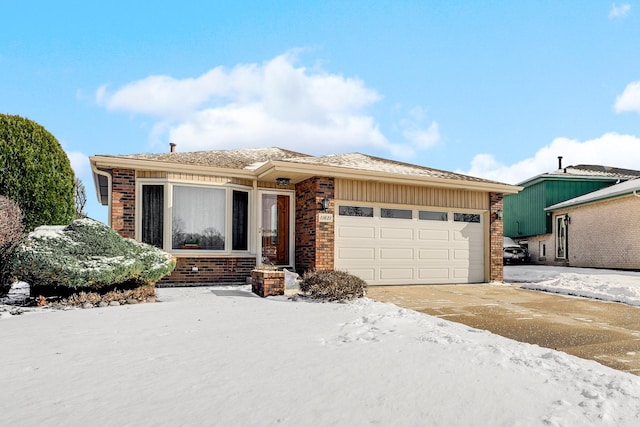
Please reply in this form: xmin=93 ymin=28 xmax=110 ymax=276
xmin=503 ymin=237 xmax=528 ymax=264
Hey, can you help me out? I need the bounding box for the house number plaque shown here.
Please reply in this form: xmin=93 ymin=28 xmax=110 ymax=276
xmin=318 ymin=213 xmax=333 ymax=222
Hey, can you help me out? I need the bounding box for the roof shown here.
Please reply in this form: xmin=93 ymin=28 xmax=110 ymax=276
xmin=546 ymin=178 xmax=640 ymax=211
xmin=110 ymin=147 xmax=310 ymax=169
xmin=518 ymin=164 xmax=640 ymax=187
xmin=90 ymin=147 xmax=521 ymax=205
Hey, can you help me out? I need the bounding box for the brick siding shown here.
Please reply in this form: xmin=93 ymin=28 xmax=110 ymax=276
xmin=564 ymin=196 xmax=640 ymax=269
xmin=159 ymin=257 xmax=256 ymax=285
xmin=251 ymin=270 xmax=285 ymax=297
xmin=295 ymin=177 xmax=335 ymax=273
xmin=489 ymin=192 xmax=504 ymax=282
xmin=111 ymin=169 xmax=136 ymax=238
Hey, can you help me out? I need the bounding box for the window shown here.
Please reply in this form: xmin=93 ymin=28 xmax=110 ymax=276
xmin=232 ymin=190 xmax=249 ymax=251
xmin=172 ymin=186 xmax=226 ymax=250
xmin=381 ymin=208 xmax=412 ymax=219
xmin=338 ymin=205 xmax=374 ymax=217
xmin=454 ymin=213 xmax=481 ymax=223
xmin=141 ymin=185 xmax=164 ymax=248
xmin=419 ymin=211 xmax=448 ymax=221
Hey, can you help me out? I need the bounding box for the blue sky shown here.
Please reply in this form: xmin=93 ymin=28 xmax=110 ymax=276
xmin=3 ymin=1 xmax=640 ymax=224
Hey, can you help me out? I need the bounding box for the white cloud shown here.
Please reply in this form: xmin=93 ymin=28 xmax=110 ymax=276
xmin=96 ymin=52 xmax=443 ymax=156
xmin=461 ymin=133 xmax=640 ymax=184
xmin=609 ymin=3 xmax=631 ymax=19
xmin=615 ymin=81 xmax=640 ymax=113
xmin=66 ymin=150 xmax=90 ymax=180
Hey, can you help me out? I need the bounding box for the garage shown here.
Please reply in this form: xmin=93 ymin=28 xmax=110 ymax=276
xmin=335 ymin=204 xmax=485 ymax=285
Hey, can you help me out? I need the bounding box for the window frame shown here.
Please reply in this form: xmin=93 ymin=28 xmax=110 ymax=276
xmin=136 ymin=179 xmax=252 ymax=255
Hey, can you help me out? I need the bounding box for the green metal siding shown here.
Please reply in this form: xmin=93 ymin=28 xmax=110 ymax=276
xmin=504 ymin=178 xmax=615 ymax=238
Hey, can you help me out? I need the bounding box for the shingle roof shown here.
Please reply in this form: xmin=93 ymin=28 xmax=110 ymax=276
xmin=115 ymin=147 xmax=310 ymax=169
xmin=521 ymin=164 xmax=640 ymax=186
xmin=282 ymin=152 xmax=502 ymax=183
xmin=97 ymin=147 xmax=511 ymax=186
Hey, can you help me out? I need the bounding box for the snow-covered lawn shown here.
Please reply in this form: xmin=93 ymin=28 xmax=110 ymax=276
xmin=1 ymin=266 xmax=640 ymax=426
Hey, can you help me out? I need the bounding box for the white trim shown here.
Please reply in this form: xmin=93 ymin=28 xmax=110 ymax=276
xmin=136 ymin=178 xmax=255 ymax=257
xmin=257 ymin=189 xmax=296 ymax=268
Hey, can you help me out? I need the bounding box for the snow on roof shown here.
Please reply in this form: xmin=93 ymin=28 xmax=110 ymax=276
xmin=546 ymin=177 xmax=640 ymax=211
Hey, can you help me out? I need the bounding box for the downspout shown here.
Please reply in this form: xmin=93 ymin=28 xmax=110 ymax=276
xmin=253 ymin=178 xmax=259 ymax=267
xmin=91 ymin=164 xmax=112 ymax=227
xmin=634 ymin=189 xmax=640 ymax=198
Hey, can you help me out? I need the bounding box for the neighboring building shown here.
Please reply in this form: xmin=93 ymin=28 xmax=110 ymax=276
xmin=545 ymin=178 xmax=640 ymax=270
xmin=504 ymin=157 xmax=640 ymax=265
xmin=90 ymin=147 xmax=519 ymax=286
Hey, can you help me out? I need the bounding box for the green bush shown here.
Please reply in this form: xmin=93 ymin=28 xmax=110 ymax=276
xmin=299 ymin=270 xmax=367 ymax=301
xmin=9 ymin=218 xmax=176 ymax=296
xmin=0 ymin=114 xmax=75 ymax=231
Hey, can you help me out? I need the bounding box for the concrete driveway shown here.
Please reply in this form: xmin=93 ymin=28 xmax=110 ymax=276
xmin=367 ymin=283 xmax=640 ymax=375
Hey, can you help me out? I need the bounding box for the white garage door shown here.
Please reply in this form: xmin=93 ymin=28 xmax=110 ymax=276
xmin=335 ymin=205 xmax=485 ymax=285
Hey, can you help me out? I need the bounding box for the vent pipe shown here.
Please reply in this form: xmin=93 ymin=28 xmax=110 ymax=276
xmin=170 ymin=143 xmax=176 ymax=153
xmin=558 ymin=156 xmax=563 ymax=170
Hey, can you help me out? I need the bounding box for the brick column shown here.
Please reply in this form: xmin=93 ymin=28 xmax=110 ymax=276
xmin=489 ymin=192 xmax=504 ymax=282
xmin=295 ymin=177 xmax=335 ymax=273
xmin=111 ymin=169 xmax=135 ymax=238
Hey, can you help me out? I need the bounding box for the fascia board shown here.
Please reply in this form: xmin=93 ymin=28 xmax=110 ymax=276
xmin=259 ymin=160 xmax=522 ymax=194
xmin=89 ymin=155 xmax=256 ymax=179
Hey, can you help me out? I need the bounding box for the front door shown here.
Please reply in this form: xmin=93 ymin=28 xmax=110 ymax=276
xmin=556 ymin=215 xmax=568 ymax=259
xmin=261 ymin=193 xmax=291 ymax=266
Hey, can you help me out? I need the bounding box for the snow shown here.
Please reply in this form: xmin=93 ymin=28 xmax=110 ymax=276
xmin=1 ymin=266 xmax=640 ymax=425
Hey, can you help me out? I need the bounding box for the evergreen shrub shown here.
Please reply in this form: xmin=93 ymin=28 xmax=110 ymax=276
xmin=0 ymin=114 xmax=75 ymax=231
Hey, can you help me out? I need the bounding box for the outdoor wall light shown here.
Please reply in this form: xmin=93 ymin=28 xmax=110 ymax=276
xmin=275 ymin=177 xmax=291 ymax=186
xmin=320 ymin=196 xmax=330 ymax=211
xmin=564 ymin=213 xmax=571 ymax=225
xmin=492 ymin=209 xmax=503 ymax=221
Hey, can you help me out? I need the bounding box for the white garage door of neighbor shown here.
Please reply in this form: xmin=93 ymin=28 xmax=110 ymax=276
xmin=335 ymin=205 xmax=485 ymax=285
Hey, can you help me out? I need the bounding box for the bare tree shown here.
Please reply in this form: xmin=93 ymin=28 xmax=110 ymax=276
xmin=75 ymin=177 xmax=87 ymax=219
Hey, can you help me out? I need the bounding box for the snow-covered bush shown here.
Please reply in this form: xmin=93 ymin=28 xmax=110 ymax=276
xmin=9 ymin=218 xmax=176 ymax=296
xmin=0 ymin=195 xmax=24 ymax=294
xmin=299 ymin=270 xmax=367 ymax=301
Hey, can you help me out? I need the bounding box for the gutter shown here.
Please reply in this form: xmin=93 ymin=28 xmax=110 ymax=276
xmin=91 ymin=163 xmax=112 ymax=227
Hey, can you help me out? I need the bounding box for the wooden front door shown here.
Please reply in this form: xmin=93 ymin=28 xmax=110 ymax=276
xmin=261 ymin=193 xmax=290 ymax=266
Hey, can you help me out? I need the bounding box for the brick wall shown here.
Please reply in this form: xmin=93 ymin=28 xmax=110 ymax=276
xmin=295 ymin=177 xmax=335 ymax=273
xmin=159 ymin=257 xmax=256 ymax=285
xmin=489 ymin=192 xmax=504 ymax=282
xmin=111 ymin=169 xmax=136 ymax=238
xmin=564 ymin=196 xmax=640 ymax=269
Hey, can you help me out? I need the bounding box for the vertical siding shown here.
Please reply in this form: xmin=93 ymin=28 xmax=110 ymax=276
xmin=335 ymin=179 xmax=488 ymax=209
xmin=504 ymin=178 xmax=617 ymax=238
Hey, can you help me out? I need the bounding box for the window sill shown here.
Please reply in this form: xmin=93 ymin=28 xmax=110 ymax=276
xmin=169 ymin=250 xmax=256 ymax=258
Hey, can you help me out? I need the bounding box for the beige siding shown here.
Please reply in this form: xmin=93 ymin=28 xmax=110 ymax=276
xmin=335 ymin=178 xmax=489 ymax=210
xmin=565 ymin=195 xmax=640 ymax=269
xmin=135 ymin=171 xmax=293 ymax=189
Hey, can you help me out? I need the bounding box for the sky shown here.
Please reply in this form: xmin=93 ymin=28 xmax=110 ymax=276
xmin=2 ymin=266 xmax=640 ymax=425
xmin=3 ymin=1 xmax=640 ymax=224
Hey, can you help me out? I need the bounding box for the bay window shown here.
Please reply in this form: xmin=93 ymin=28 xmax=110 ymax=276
xmin=139 ymin=182 xmax=250 ymax=253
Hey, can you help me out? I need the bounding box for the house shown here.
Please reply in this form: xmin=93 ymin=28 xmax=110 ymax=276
xmin=544 ymin=178 xmax=640 ymax=270
xmin=90 ymin=146 xmax=520 ymax=286
xmin=504 ymin=157 xmax=640 ymax=265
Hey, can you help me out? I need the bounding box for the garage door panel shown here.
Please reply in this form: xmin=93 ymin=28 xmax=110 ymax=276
xmin=380 ymin=268 xmax=413 ymax=280
xmin=380 ymin=227 xmax=413 ymax=240
xmin=418 ymin=268 xmax=450 ymax=280
xmin=338 ymin=226 xmax=375 ymax=239
xmin=379 ymin=247 xmax=414 ymax=260
xmin=418 ymin=249 xmax=449 ymax=260
xmin=338 ymin=247 xmax=375 ymax=260
xmin=418 ymin=229 xmax=449 ymax=241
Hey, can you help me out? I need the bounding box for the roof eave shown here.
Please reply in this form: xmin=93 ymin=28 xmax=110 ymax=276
xmin=257 ymin=160 xmax=522 ymax=194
